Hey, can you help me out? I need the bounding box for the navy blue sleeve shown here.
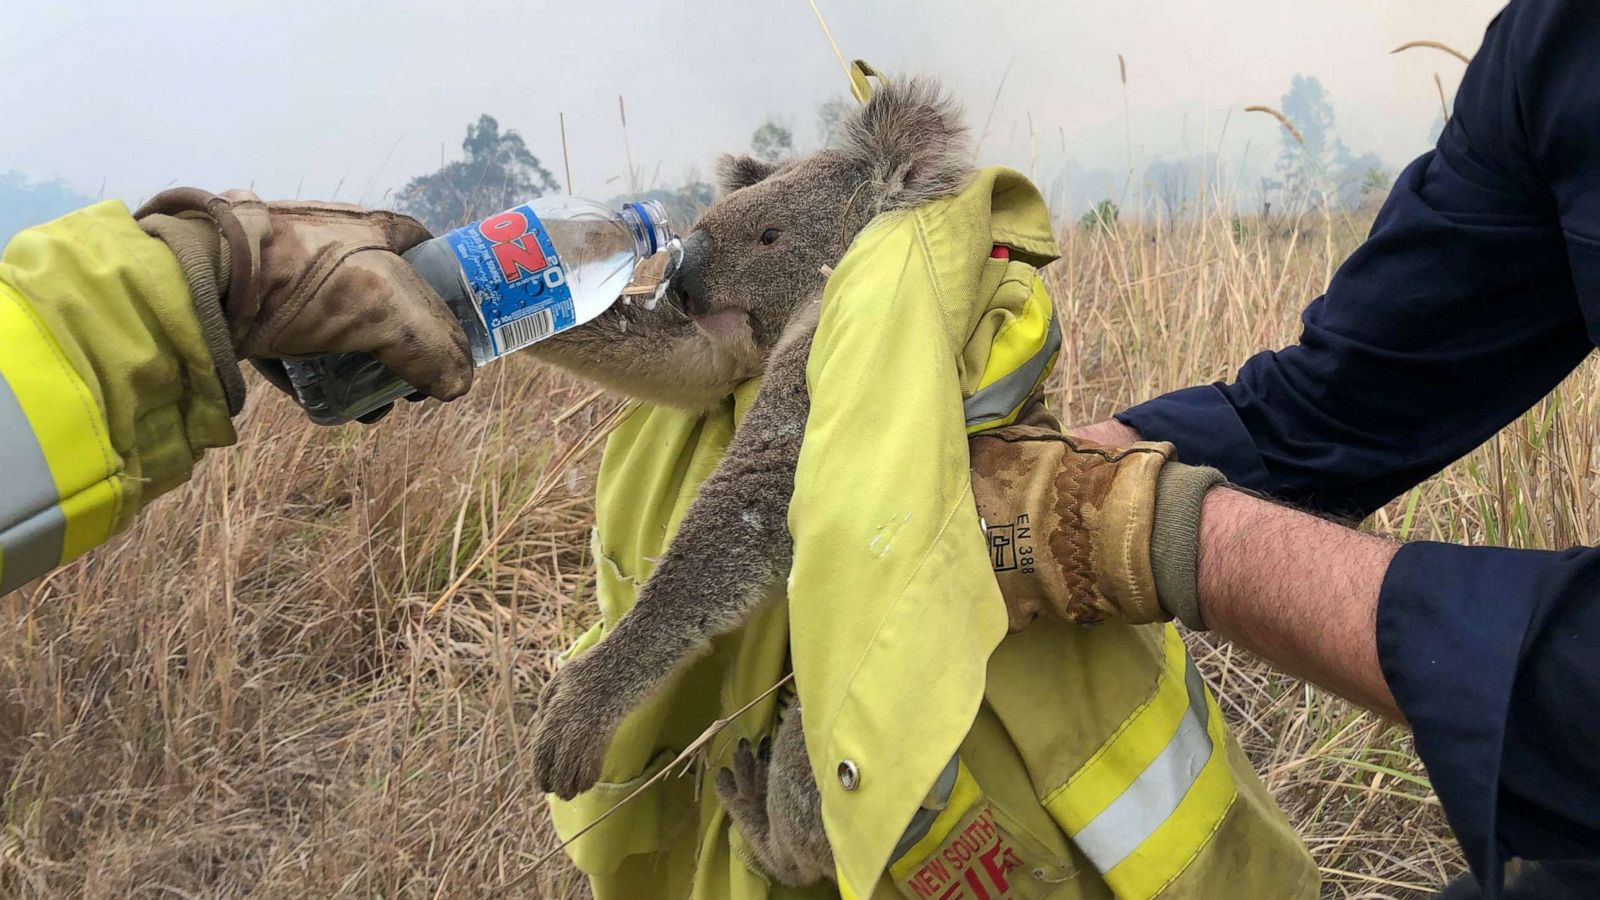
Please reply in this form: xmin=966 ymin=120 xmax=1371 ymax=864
xmin=1381 ymin=543 xmax=1600 ymax=889
xmin=1118 ymin=8 xmax=1589 ymax=518
xmin=1118 ymin=0 xmax=1600 ymax=890
xmin=1380 ymin=2 xmax=1600 ymax=888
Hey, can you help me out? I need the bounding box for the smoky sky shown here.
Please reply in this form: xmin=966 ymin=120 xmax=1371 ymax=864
xmin=2 ymin=0 xmax=1501 ymax=208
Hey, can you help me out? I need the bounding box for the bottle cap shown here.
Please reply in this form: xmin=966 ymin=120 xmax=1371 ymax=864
xmin=624 ymin=200 xmax=674 ymax=256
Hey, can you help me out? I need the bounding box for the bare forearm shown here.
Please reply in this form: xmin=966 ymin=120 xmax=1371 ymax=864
xmin=1197 ymin=488 xmax=1401 ymax=719
xmin=1073 ymin=418 xmax=1402 ymax=719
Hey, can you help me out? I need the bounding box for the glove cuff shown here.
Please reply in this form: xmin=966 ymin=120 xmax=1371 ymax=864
xmin=1151 ymin=462 xmax=1227 ymax=630
xmin=1094 ymin=441 xmax=1174 ymax=624
xmin=135 ymin=188 xmax=262 ymax=350
xmin=136 ymin=210 xmax=247 ymax=416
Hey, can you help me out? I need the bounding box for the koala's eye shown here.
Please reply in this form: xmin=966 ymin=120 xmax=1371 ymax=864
xmin=759 ymin=227 xmax=782 ymax=246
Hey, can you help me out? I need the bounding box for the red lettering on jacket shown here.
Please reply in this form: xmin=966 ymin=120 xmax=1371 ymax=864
xmin=907 ymin=857 xmax=952 ymax=897
xmin=899 ymin=809 xmax=1032 ymax=899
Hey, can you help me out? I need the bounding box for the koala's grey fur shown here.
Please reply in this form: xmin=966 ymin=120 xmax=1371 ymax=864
xmin=530 ymin=78 xmax=973 ymax=886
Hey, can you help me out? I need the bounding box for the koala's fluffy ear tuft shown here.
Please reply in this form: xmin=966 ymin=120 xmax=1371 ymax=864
xmin=716 ymin=155 xmax=781 ymax=194
xmin=838 ymin=77 xmax=973 ymax=212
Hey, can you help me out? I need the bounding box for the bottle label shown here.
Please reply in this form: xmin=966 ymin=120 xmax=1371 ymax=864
xmin=443 ymin=204 xmax=573 ymax=357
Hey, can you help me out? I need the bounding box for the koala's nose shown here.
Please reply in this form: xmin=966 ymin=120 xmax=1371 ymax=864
xmin=671 ymin=230 xmax=712 ymax=317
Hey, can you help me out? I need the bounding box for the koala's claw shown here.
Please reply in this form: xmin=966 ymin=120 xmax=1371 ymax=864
xmin=715 ymin=737 xmax=772 ymax=829
xmin=532 ymin=665 xmax=617 ymax=800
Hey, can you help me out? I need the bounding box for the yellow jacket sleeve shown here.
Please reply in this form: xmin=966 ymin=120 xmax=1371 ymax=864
xmin=0 ymin=201 xmax=237 ymax=593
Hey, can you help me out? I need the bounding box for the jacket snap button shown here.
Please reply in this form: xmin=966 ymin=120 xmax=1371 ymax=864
xmin=837 ymin=760 xmax=861 ymax=791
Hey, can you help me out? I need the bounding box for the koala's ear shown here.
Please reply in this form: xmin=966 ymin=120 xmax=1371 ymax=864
xmin=838 ymin=77 xmax=973 ymax=211
xmin=715 ymin=155 xmax=780 ymax=194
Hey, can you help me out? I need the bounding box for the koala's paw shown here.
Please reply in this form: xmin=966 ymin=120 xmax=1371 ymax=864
xmin=714 ymin=736 xmax=773 ymax=834
xmin=532 ymin=660 xmax=622 ymax=799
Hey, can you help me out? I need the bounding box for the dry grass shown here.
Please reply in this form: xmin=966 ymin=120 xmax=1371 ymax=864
xmin=1245 ymin=106 xmax=1306 ymax=146
xmin=14 ymin=198 xmax=1587 ymax=897
xmin=1390 ymin=41 xmax=1473 ymax=66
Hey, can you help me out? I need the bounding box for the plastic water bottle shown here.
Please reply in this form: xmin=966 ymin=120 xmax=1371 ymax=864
xmin=284 ymin=197 xmax=681 ymax=425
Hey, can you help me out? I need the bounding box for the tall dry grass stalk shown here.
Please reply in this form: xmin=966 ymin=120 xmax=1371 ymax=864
xmin=973 ymin=59 xmax=1015 ymax=161
xmin=1391 ymin=40 xmax=1473 ymax=66
xmin=10 ymin=200 xmax=1580 ymax=897
xmin=1118 ymin=54 xmax=1133 ymax=195
xmin=1246 ymin=105 xmax=1306 ymax=146
xmin=806 ymin=0 xmax=853 ymax=86
xmin=559 ymin=112 xmax=573 ymax=195
xmin=618 ymin=95 xmax=638 ymax=196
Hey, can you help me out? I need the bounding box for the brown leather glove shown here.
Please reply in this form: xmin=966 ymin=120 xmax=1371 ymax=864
xmin=969 ymin=408 xmax=1225 ymax=631
xmin=135 ymin=188 xmax=472 ymax=420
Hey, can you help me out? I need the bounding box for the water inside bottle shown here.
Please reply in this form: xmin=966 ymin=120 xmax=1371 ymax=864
xmin=284 ymin=196 xmax=680 ymax=425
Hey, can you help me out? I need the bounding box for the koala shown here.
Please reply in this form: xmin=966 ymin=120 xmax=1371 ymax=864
xmin=529 ymin=78 xmax=974 ymax=886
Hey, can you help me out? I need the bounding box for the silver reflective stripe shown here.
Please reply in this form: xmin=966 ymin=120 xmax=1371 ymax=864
xmin=888 ymin=754 xmax=961 ymax=864
xmin=963 ymin=312 xmax=1063 ymax=428
xmin=0 ymin=373 xmax=64 ymax=593
xmin=1072 ymin=656 xmax=1214 ymax=874
xmin=0 ymin=508 xmax=67 ymax=594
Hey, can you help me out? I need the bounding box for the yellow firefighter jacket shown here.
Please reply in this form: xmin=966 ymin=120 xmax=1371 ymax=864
xmin=0 ymin=202 xmax=236 ymax=594
xmin=546 ymin=169 xmax=1318 ymax=899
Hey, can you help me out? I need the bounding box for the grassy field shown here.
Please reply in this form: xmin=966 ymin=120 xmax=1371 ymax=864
xmin=11 ymin=199 xmax=1576 ymax=898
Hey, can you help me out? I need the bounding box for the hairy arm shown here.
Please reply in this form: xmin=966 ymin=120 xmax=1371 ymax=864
xmin=1196 ymin=487 xmax=1401 ymax=719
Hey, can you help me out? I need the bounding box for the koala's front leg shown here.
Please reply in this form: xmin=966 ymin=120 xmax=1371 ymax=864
xmin=533 ymin=318 xmax=817 ymax=800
